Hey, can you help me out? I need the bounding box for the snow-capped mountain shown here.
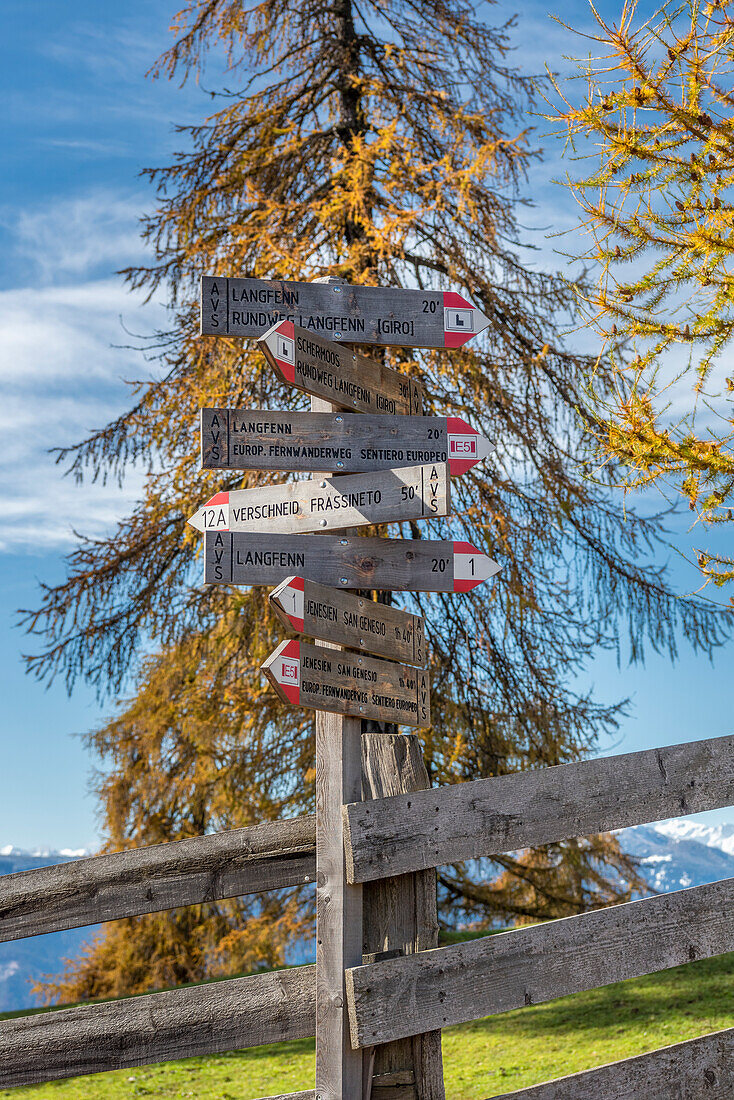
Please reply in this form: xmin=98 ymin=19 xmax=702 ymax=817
xmin=0 ymin=847 xmax=95 ymax=1013
xmin=653 ymin=819 xmax=734 ymax=859
xmin=0 ymin=846 xmax=90 ymax=872
xmin=617 ymin=822 xmax=734 ymax=893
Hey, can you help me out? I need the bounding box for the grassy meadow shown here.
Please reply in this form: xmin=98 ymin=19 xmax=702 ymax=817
xmin=1 ymin=950 xmax=732 ymax=1099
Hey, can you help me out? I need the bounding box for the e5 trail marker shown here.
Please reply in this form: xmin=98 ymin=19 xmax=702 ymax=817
xmin=261 ymin=639 xmax=431 ymax=729
xmin=201 ymin=276 xmax=490 ymax=349
xmin=201 ymin=409 xmax=494 ymax=477
xmin=205 ymin=532 xmax=501 ymax=593
xmin=258 ymin=321 xmax=423 ymax=415
xmin=269 ymin=576 xmax=426 ymax=666
xmin=188 ymin=463 xmax=450 ymax=535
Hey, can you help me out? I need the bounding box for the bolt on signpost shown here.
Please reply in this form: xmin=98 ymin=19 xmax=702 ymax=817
xmin=195 ymin=274 xmax=498 ymax=1099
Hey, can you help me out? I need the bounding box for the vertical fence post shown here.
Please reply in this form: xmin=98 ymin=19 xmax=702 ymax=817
xmin=316 ymin=709 xmax=364 ymax=1098
xmin=362 ymin=733 xmax=445 ymax=1099
xmin=312 ymin=370 xmax=364 ymax=1098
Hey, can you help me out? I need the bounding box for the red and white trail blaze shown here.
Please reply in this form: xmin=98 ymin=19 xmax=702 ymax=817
xmin=442 ymin=291 xmax=489 ymax=348
xmin=273 ymin=576 xmax=305 ymax=632
xmin=452 ymin=542 xmax=500 ymax=592
xmin=444 ymin=417 xmax=493 ymax=475
xmin=266 ymin=638 xmax=302 ymax=705
xmin=268 ymin=320 xmax=297 ymax=383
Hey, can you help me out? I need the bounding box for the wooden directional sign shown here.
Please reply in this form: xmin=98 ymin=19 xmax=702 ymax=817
xmin=201 ymin=409 xmax=494 ymax=476
xmin=262 ymin=639 xmax=431 ymax=728
xmin=188 ymin=463 xmax=449 ymax=535
xmin=269 ymin=576 xmax=426 ymax=666
xmin=258 ymin=322 xmax=423 ymax=415
xmin=205 ymin=532 xmax=501 ymax=592
xmin=201 ymin=276 xmax=490 ymax=348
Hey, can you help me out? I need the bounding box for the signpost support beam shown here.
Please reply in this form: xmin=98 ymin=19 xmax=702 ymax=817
xmin=316 ymin=708 xmax=364 ymax=1099
xmin=312 ymin=385 xmax=364 ymax=1099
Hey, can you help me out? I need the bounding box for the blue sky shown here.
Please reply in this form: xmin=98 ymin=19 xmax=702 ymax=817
xmin=1 ymin=0 xmax=732 ymax=850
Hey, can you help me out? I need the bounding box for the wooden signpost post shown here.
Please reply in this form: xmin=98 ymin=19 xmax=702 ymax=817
xmin=201 ymin=277 xmax=490 ymax=347
xmin=201 ymin=408 xmax=494 ymax=475
xmin=269 ymin=576 xmax=425 ymax=665
xmin=188 ymin=463 xmax=450 ymax=534
xmin=258 ymin=322 xmax=424 ymax=414
xmin=204 ymin=531 xmax=500 ymax=591
xmin=194 ymin=274 xmax=500 ymax=1100
xmin=262 ymin=639 xmax=430 ymax=729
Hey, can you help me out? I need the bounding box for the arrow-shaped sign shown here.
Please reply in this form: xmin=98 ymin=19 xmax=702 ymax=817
xmin=200 ymin=409 xmax=494 ymax=477
xmin=205 ymin=532 xmax=501 ymax=592
xmin=200 ymin=277 xmax=490 ymax=349
xmin=261 ymin=639 xmax=431 ymax=728
xmin=188 ymin=464 xmax=450 ymax=535
xmin=258 ymin=321 xmax=423 ymax=415
xmin=269 ymin=576 xmax=426 ymax=666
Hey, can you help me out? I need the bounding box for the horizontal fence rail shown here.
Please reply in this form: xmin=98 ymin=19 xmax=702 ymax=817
xmin=0 ymin=816 xmax=316 ymax=942
xmin=0 ymin=964 xmax=315 ymax=1089
xmin=252 ymin=1093 xmax=316 ymax=1100
xmin=345 ymin=877 xmax=734 ymax=1048
xmin=491 ymin=1026 xmax=734 ymax=1099
xmin=344 ymin=734 xmax=734 ymax=882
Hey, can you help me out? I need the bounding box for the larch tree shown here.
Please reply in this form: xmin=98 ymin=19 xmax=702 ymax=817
xmin=27 ymin=0 xmax=727 ymax=1004
xmin=551 ymin=0 xmax=734 ymax=591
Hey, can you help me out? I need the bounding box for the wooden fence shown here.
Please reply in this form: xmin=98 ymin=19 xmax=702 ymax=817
xmin=0 ymin=732 xmax=732 ymax=1097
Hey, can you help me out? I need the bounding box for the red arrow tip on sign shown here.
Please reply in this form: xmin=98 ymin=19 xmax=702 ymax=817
xmin=445 ymin=418 xmax=495 ymax=475
xmin=442 ymin=291 xmax=490 ymax=348
xmin=262 ymin=638 xmax=301 ymax=705
xmin=188 ymin=492 xmax=230 ymax=532
xmin=204 ymin=491 xmax=230 ymax=507
xmin=270 ymin=576 xmax=305 ymax=632
xmin=453 ymin=541 xmax=501 ymax=592
xmin=258 ymin=319 xmax=297 ymax=383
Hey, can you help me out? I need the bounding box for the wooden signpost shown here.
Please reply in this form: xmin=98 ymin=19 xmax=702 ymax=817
xmin=261 ymin=639 xmax=431 ymax=729
xmin=201 ymin=408 xmax=494 ymax=476
xmin=258 ymin=321 xmax=423 ymax=414
xmin=193 ymin=274 xmax=500 ymax=1100
xmin=269 ymin=576 xmax=425 ymax=665
xmin=205 ymin=531 xmax=500 ymax=591
xmin=188 ymin=464 xmax=449 ymax=535
xmin=201 ymin=277 xmax=490 ymax=347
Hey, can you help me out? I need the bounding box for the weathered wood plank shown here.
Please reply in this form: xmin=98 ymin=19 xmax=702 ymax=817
xmin=316 ymin=711 xmax=364 ymax=1099
xmin=200 ymin=409 xmax=492 ymax=475
xmin=313 ymin=385 xmax=364 ymax=1100
xmin=0 ymin=964 xmax=315 ymax=1088
xmin=262 ymin=639 xmax=431 ymax=729
xmin=0 ymin=817 xmax=315 ymax=943
xmin=205 ymin=531 xmax=499 ymax=592
xmin=189 ymin=463 xmax=450 ymax=535
xmin=345 ymin=877 xmax=734 ymax=1048
xmin=362 ymin=734 xmax=445 ymax=1100
xmin=270 ymin=576 xmax=426 ymax=667
xmin=343 ymin=734 xmax=734 ymax=883
xmin=490 ymin=1026 xmax=734 ymax=1099
xmin=252 ymin=1093 xmax=316 ymax=1100
xmin=259 ymin=322 xmax=424 ymax=413
xmin=201 ymin=277 xmax=489 ymax=348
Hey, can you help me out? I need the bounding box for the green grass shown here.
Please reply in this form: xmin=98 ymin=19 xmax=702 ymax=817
xmin=2 ymin=952 xmax=732 ymax=1099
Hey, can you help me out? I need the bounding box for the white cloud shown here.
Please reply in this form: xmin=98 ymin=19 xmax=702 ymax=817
xmin=0 ymin=279 xmax=161 ymax=386
xmin=0 ymin=962 xmax=19 ymax=984
xmin=0 ymin=241 xmax=166 ymax=550
xmin=9 ymin=192 xmax=148 ymax=283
